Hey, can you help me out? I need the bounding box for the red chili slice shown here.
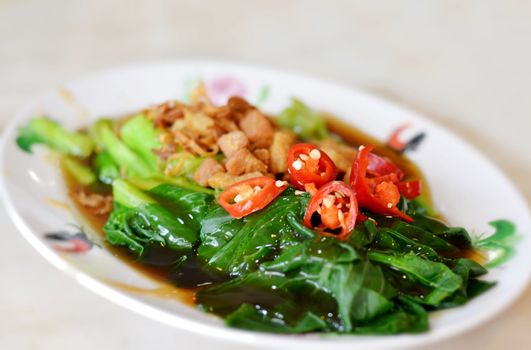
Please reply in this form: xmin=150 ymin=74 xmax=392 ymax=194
xmin=303 ymin=181 xmax=358 ymax=240
xmin=287 ymin=144 xmax=338 ymax=190
xmin=366 ymin=149 xmax=421 ymax=200
xmin=367 ymin=153 xmax=404 ymax=179
xmin=350 ymin=145 xmax=413 ymax=222
xmin=218 ymin=176 xmax=287 ymax=219
xmin=397 ymin=180 xmax=422 ymax=200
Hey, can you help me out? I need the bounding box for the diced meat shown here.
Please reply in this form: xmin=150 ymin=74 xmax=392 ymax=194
xmin=212 ymin=106 xmax=233 ymax=119
xmin=215 ymin=117 xmax=239 ymax=133
xmin=315 ymin=139 xmax=357 ymax=172
xmin=228 ymin=96 xmax=253 ymax=114
xmin=193 ymin=158 xmax=224 ymax=186
xmin=217 ymin=131 xmax=249 ymax=157
xmin=239 ymin=110 xmax=274 ymax=148
xmin=253 ymin=148 xmax=270 ymax=165
xmin=269 ymin=130 xmax=296 ymax=174
xmin=225 ymin=148 xmax=268 ymax=175
xmin=208 ymin=171 xmax=264 ymax=190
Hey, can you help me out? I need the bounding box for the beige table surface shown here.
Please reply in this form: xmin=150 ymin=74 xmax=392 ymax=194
xmin=1 ymin=0 xmax=530 ymax=349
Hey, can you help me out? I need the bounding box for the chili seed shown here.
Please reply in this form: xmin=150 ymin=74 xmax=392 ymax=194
xmin=292 ymin=159 xmax=304 ymax=170
xmin=275 ymin=180 xmax=287 ymax=187
xmin=309 ymin=149 xmax=321 ymax=160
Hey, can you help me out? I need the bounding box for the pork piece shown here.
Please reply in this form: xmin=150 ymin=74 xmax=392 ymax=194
xmin=238 ymin=110 xmax=274 ymax=148
xmin=228 ymin=96 xmax=253 ymax=115
xmin=315 ymin=139 xmax=357 ymax=172
xmin=215 ymin=117 xmax=239 ymax=133
xmin=212 ymin=105 xmax=233 ymax=119
xmin=269 ymin=130 xmax=296 ymax=174
xmin=225 ymin=148 xmax=268 ymax=175
xmin=217 ymin=130 xmax=249 ymax=157
xmin=253 ymin=148 xmax=270 ymax=165
xmin=193 ymin=158 xmax=224 ymax=187
xmin=211 ymin=105 xmax=239 ymax=132
xmin=208 ymin=171 xmax=263 ymax=190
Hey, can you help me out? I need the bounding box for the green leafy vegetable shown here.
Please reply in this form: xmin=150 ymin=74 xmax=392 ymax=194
xmin=349 ymin=219 xmax=379 ymax=248
xmin=196 ymin=205 xmax=245 ymax=263
xmin=300 ymin=261 xmax=390 ymax=330
xmin=277 ymin=99 xmax=329 ymax=140
xmin=103 ymin=179 xmax=200 ymax=255
xmin=261 ymin=238 xmax=358 ymax=273
xmin=407 ymin=197 xmax=437 ymax=217
xmin=198 ymin=248 xmax=396 ymax=332
xmin=368 ymin=251 xmax=463 ymax=305
xmin=226 ymin=303 xmax=327 ymax=333
xmin=286 ymin=211 xmax=317 ymax=239
xmin=372 ymin=228 xmax=440 ymax=260
xmin=149 ymin=183 xmax=213 ymax=223
xmin=388 ymin=219 xmax=462 ymax=257
xmin=353 ymin=297 xmax=428 ymax=334
xmin=104 ymin=204 xmax=145 ymax=255
xmin=436 ymin=258 xmax=495 ymax=308
xmin=16 ymin=117 xmax=94 ymax=157
xmin=103 ymin=180 xmax=495 ymax=334
xmin=406 ymin=215 xmax=472 ymax=251
xmin=201 ymin=189 xmax=308 ymax=275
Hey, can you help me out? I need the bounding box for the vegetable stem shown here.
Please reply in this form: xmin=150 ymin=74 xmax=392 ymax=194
xmin=16 ymin=117 xmax=95 ymax=157
xmin=94 ymin=151 xmax=120 ymax=184
xmin=128 ymin=175 xmax=214 ymax=194
xmin=89 ymin=119 xmax=153 ymax=177
xmin=61 ymin=156 xmax=96 ymax=185
xmin=112 ymin=179 xmax=154 ymax=208
xmin=120 ymin=114 xmax=161 ymax=170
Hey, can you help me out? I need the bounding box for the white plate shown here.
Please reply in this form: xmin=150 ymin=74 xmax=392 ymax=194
xmin=1 ymin=61 xmax=530 ymax=349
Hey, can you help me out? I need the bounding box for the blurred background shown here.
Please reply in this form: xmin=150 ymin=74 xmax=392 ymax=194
xmin=1 ymin=0 xmax=530 ymax=349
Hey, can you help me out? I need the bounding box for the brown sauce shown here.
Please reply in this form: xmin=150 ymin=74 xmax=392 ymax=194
xmin=103 ymin=280 xmax=196 ymax=303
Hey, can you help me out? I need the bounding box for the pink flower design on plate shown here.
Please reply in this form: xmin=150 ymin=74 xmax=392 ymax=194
xmin=207 ymin=76 xmax=246 ymax=106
